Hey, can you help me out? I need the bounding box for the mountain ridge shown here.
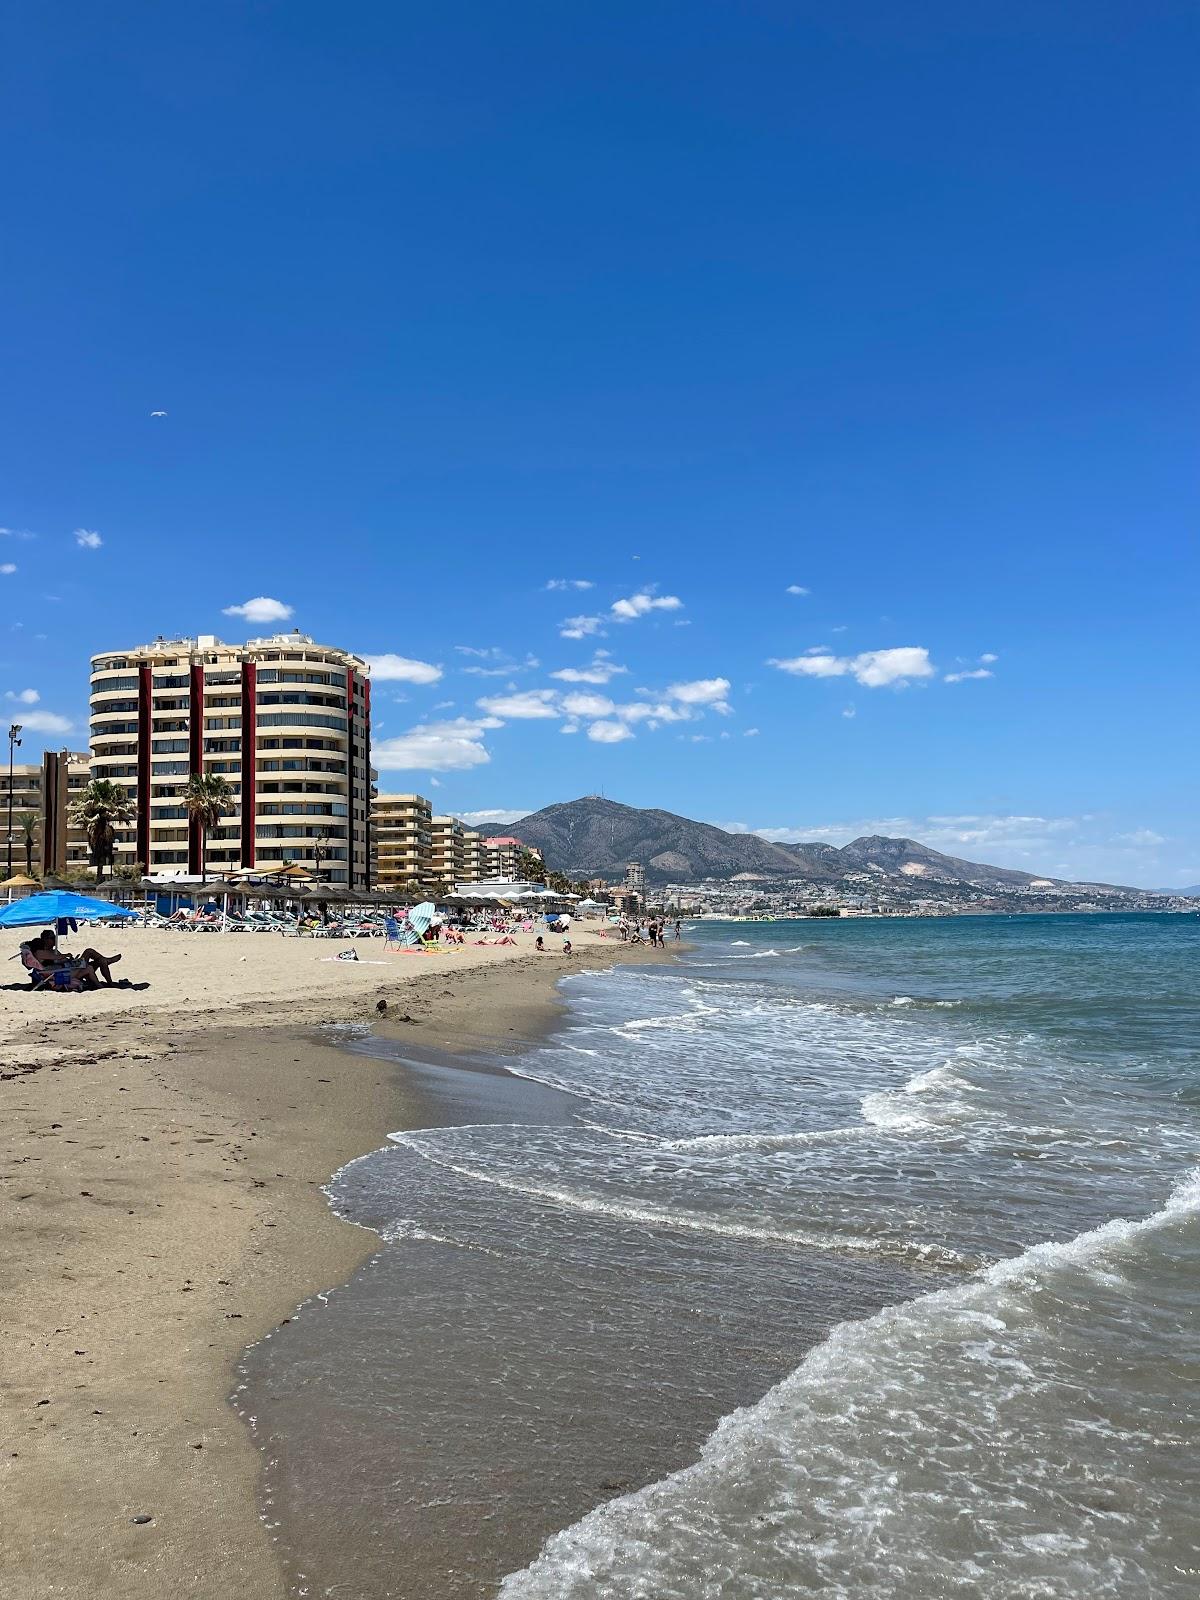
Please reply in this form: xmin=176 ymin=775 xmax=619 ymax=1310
xmin=497 ymin=796 xmax=1140 ymax=893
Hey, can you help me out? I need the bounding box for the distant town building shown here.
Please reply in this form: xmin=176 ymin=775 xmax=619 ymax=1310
xmin=2 ymin=750 xmax=91 ymax=877
xmin=624 ymin=862 xmax=646 ymax=897
xmin=89 ymin=632 xmax=372 ymax=886
xmin=482 ymin=836 xmax=542 ymax=880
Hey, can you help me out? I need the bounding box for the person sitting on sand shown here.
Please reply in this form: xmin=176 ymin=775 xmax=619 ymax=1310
xmin=31 ymin=929 xmax=123 ymax=987
xmin=562 ymin=939 xmax=572 ymax=956
xmin=535 ymin=935 xmax=545 ymax=951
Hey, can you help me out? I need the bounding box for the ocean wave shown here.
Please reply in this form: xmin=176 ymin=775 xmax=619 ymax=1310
xmin=498 ymin=1166 xmax=1200 ymax=1599
xmin=859 ymin=1064 xmax=982 ymax=1134
xmin=387 ymin=1134 xmax=973 ymax=1269
xmin=662 ymin=1126 xmax=864 ymax=1154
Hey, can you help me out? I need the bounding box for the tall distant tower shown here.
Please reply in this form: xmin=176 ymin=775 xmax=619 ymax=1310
xmin=625 ymin=862 xmax=646 ymax=898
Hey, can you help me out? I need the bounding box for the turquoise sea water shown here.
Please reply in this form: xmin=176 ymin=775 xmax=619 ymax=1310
xmin=246 ymin=913 xmax=1200 ymax=1598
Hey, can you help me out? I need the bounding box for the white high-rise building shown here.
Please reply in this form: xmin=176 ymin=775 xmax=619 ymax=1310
xmin=89 ymin=631 xmax=372 ymax=886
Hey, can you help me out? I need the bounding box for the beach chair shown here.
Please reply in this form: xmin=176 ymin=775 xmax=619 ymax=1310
xmin=18 ymin=945 xmax=73 ymax=991
xmin=384 ymin=916 xmax=405 ymax=949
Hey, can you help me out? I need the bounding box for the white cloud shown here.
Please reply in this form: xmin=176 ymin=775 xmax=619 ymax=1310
xmin=545 ymin=578 xmax=594 ymax=591
xmin=475 ymin=689 xmax=560 ymax=719
xmin=980 ymin=652 xmax=999 ymax=664
xmin=457 ymin=808 xmax=532 ymax=827
xmin=744 ymin=727 xmax=760 ymax=737
xmin=611 ymin=590 xmax=683 ymax=621
xmin=667 ymin=677 xmax=732 ymax=711
xmin=769 ymin=646 xmax=935 ymax=689
xmin=587 ymin=720 xmax=634 ymax=743
xmin=0 ymin=564 xmax=16 ymax=576
xmin=0 ymin=527 xmax=36 ymax=540
xmin=460 ymin=651 xmax=541 ymax=678
xmin=944 ymin=668 xmax=993 ymax=683
xmin=74 ymin=528 xmax=103 ymax=550
xmin=362 ymin=653 xmax=443 ymax=684
xmin=223 ymin=595 xmax=293 ymax=624
xmin=5 ymin=688 xmax=39 ymax=704
xmin=559 ymin=614 xmax=606 ymax=640
xmin=550 ymin=651 xmax=628 ymax=685
xmin=785 ymin=584 xmax=810 ymax=596
xmin=17 ymin=710 xmax=73 ymax=733
xmin=842 ymin=705 xmax=857 ymax=718
xmin=559 ymin=692 xmax=616 ymax=719
xmin=373 ymin=716 xmax=501 ymax=771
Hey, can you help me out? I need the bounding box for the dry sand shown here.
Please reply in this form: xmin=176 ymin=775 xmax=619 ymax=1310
xmin=0 ymin=922 xmax=651 ymax=1600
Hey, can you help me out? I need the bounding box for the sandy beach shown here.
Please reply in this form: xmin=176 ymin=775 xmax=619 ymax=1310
xmin=0 ymin=922 xmax=651 ymax=1600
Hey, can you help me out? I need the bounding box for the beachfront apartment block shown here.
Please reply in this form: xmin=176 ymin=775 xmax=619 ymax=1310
xmin=481 ymin=836 xmax=541 ymax=880
xmin=373 ymin=793 xmax=434 ymax=891
xmin=1 ymin=750 xmax=92 ymax=877
xmin=372 ymin=793 xmax=487 ymax=893
xmin=89 ymin=632 xmax=372 ymax=887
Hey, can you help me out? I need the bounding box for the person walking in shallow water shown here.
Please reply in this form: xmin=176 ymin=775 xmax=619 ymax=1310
xmin=674 ymin=919 xmax=682 ymax=941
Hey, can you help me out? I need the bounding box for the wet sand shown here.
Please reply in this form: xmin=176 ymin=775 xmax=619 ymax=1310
xmin=239 ymin=961 xmax=927 ymax=1600
xmin=0 ymin=935 xmax=656 ymax=1600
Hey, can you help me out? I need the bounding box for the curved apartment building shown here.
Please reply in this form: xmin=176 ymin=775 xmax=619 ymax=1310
xmin=89 ymin=631 xmax=371 ymax=886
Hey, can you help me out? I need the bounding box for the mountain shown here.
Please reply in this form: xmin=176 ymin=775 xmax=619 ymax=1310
xmin=500 ymin=796 xmax=1091 ymax=891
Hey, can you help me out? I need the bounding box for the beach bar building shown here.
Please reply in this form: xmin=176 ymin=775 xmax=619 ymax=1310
xmin=89 ymin=632 xmax=373 ymax=889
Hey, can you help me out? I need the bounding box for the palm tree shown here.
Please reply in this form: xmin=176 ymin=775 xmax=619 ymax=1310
xmin=184 ymin=772 xmax=236 ymax=883
xmin=517 ymin=847 xmax=546 ymax=885
xmin=14 ymin=810 xmax=39 ymax=877
xmin=68 ymin=780 xmax=136 ymax=881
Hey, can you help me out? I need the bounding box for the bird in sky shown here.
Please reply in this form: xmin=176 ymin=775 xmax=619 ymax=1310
xmin=150 ymin=410 xmax=167 ymax=417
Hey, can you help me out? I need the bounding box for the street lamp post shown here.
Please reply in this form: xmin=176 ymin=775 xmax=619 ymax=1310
xmin=6 ymin=723 xmax=22 ymax=880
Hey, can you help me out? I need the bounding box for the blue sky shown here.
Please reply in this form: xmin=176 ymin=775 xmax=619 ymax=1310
xmin=3 ymin=2 xmax=1196 ymax=886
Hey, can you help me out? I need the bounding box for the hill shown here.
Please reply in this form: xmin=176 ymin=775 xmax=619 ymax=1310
xmin=499 ymin=796 xmax=1089 ymax=891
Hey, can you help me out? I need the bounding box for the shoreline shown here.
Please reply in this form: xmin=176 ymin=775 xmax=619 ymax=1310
xmin=0 ymin=929 xmax=656 ymax=1600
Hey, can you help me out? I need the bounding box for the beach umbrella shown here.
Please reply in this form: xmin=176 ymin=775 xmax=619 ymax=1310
xmin=0 ymin=889 xmax=139 ymax=929
xmin=0 ymin=873 xmax=42 ymax=897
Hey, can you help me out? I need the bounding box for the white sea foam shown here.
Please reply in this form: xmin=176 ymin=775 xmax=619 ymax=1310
xmin=389 ymin=1133 xmax=973 ymax=1268
xmin=663 ymin=1126 xmax=864 ymax=1154
xmin=860 ymin=1063 xmax=983 ymax=1134
xmin=499 ymin=1168 xmax=1200 ymax=1599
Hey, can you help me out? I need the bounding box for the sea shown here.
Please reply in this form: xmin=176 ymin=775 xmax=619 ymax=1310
xmin=239 ymin=912 xmax=1200 ymax=1599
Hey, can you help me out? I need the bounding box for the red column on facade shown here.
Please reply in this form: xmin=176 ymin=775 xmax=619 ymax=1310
xmin=345 ymin=668 xmax=356 ymax=889
xmin=362 ymin=675 xmax=371 ymax=890
xmin=240 ymin=662 xmax=256 ymax=867
xmin=136 ymin=665 xmax=152 ymax=871
xmin=188 ymin=663 xmax=204 ymax=874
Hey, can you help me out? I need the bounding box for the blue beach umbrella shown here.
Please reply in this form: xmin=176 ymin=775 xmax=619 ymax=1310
xmin=0 ymin=890 xmax=139 ymax=929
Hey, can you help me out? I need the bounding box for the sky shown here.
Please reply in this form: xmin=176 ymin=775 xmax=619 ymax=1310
xmin=2 ymin=1 xmax=1196 ymax=888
